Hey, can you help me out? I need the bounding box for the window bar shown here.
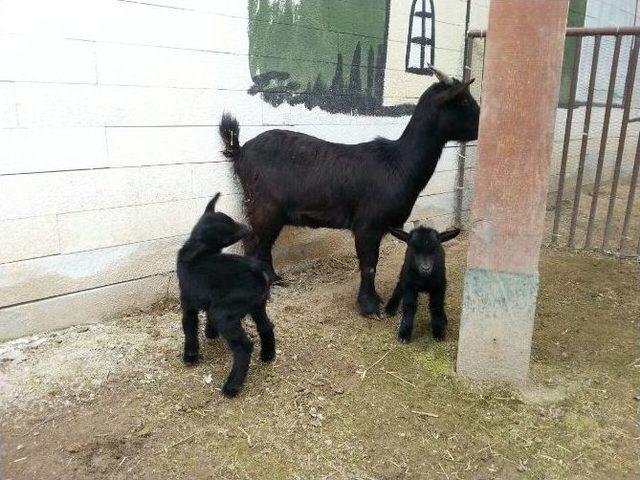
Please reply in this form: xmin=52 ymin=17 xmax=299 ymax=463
xmin=420 ymin=0 xmax=426 ymax=70
xmin=406 ymin=0 xmax=434 ymax=74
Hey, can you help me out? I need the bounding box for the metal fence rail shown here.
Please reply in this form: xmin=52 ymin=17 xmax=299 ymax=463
xmin=457 ymin=26 xmax=640 ymax=259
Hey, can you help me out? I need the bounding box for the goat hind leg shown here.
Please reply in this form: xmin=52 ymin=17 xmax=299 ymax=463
xmin=217 ymin=314 xmax=254 ymax=397
xmin=246 ymin=209 xmax=284 ymax=284
xmin=204 ymin=310 xmax=218 ymax=339
xmin=181 ymin=307 xmax=199 ymax=364
xmin=257 ymin=228 xmax=284 ymax=285
xmin=251 ymin=303 xmax=276 ymax=362
xmin=384 ymin=281 xmax=403 ymax=316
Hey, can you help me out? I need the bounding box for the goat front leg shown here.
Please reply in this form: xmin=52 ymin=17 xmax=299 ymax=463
xmin=216 ymin=314 xmax=254 ymax=398
xmin=429 ymin=288 xmax=448 ymax=341
xmin=398 ymin=289 xmax=418 ymax=343
xmin=251 ymin=303 xmax=276 ymax=362
xmin=181 ymin=307 xmax=199 ymax=364
xmin=354 ymin=230 xmax=384 ymax=318
xmin=384 ymin=281 xmax=404 ymax=316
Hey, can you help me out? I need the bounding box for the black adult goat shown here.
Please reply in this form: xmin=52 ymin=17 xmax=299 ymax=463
xmin=220 ymin=66 xmax=479 ymax=317
xmin=177 ymin=193 xmax=275 ymax=397
xmin=385 ymin=226 xmax=460 ymax=343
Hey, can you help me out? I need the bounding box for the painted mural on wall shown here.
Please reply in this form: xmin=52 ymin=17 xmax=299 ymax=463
xmin=247 ymin=0 xmax=436 ymax=116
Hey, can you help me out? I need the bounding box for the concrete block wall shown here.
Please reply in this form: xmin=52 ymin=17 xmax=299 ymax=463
xmin=0 ymin=0 xmax=474 ymax=340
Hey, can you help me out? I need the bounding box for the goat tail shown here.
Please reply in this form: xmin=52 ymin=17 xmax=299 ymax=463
xmin=219 ymin=112 xmax=240 ymax=158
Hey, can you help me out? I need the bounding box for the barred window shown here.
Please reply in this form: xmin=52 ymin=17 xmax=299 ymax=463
xmin=405 ymin=0 xmax=435 ymax=75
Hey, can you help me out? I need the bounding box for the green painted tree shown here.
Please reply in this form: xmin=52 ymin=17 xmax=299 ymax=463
xmin=366 ymin=45 xmax=375 ymax=98
xmin=349 ymin=42 xmax=363 ymax=96
xmin=329 ymin=53 xmax=345 ymax=95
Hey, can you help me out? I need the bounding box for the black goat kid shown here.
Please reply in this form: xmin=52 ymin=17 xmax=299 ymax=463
xmin=177 ymin=193 xmax=275 ymax=397
xmin=220 ymin=66 xmax=479 ymax=317
xmin=385 ymin=226 xmax=460 ymax=343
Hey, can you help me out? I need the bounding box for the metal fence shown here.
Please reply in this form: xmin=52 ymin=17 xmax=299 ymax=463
xmin=456 ymin=26 xmax=640 ymax=259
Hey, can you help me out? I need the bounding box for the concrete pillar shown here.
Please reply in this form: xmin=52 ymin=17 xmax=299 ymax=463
xmin=456 ymin=0 xmax=570 ymax=382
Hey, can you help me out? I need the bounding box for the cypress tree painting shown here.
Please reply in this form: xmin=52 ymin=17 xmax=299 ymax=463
xmin=247 ymin=0 xmax=414 ymax=116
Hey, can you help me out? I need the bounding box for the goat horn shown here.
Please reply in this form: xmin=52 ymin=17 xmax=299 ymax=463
xmin=427 ymin=63 xmax=454 ymax=86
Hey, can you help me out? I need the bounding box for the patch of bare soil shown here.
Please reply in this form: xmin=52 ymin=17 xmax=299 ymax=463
xmin=1 ymin=237 xmax=638 ymax=480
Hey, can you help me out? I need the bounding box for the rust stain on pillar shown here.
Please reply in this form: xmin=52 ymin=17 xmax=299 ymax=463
xmin=467 ymin=0 xmax=569 ymax=275
xmin=457 ymin=0 xmax=569 ymax=382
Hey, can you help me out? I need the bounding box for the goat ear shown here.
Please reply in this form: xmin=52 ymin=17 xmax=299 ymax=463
xmin=205 ymin=193 xmax=221 ymax=213
xmin=438 ymin=228 xmax=461 ymax=243
xmin=389 ymin=228 xmax=410 ymax=243
xmin=181 ymin=241 xmax=208 ymax=263
xmin=439 ymin=78 xmax=475 ymax=103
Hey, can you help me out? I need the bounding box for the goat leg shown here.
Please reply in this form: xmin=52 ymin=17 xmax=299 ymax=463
xmin=181 ymin=307 xmax=200 ymax=364
xmin=204 ymin=310 xmax=219 ymax=339
xmin=354 ymin=230 xmax=384 ymax=317
xmin=217 ymin=315 xmax=254 ymax=398
xmin=385 ymin=281 xmax=404 ymax=316
xmin=245 ymin=209 xmax=285 ymax=285
xmin=429 ymin=288 xmax=448 ymax=341
xmin=398 ymin=290 xmax=418 ymax=343
xmin=251 ymin=303 xmax=276 ymax=362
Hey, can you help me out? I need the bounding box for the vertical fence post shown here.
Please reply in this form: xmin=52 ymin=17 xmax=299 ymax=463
xmin=551 ymin=35 xmax=582 ymax=244
xmin=568 ymin=35 xmax=601 ymax=247
xmin=455 ymin=35 xmax=475 ymax=227
xmin=456 ymin=0 xmax=569 ymax=382
xmin=584 ymin=35 xmax=623 ymax=249
xmin=619 ymin=130 xmax=640 ymax=253
xmin=602 ymin=35 xmax=640 ymax=251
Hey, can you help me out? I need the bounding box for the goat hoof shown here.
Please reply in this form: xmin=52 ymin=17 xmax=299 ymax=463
xmin=221 ymin=383 xmax=241 ymax=398
xmin=183 ymin=352 xmax=199 ymax=365
xmin=272 ymin=278 xmax=289 ymax=287
xmin=432 ymin=324 xmax=447 ymax=341
xmin=384 ymin=306 xmax=397 ymax=317
xmin=433 ymin=332 xmax=446 ymax=341
xmin=205 ymin=327 xmax=219 ymax=339
xmin=260 ymin=348 xmax=276 ymax=363
xmin=358 ymin=299 xmax=383 ymax=318
xmin=398 ymin=329 xmax=412 ymax=343
xmin=268 ymin=272 xmax=288 ymax=287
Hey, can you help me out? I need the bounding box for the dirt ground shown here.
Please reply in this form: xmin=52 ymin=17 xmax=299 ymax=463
xmin=1 ymin=237 xmax=638 ymax=480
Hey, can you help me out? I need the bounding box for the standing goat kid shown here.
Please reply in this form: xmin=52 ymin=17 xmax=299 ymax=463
xmin=220 ymin=66 xmax=479 ymax=317
xmin=385 ymin=226 xmax=460 ymax=342
xmin=177 ymin=193 xmax=275 ymax=397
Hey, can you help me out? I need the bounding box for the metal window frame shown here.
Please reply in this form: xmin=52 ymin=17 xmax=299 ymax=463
xmin=405 ymin=0 xmax=436 ymax=75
